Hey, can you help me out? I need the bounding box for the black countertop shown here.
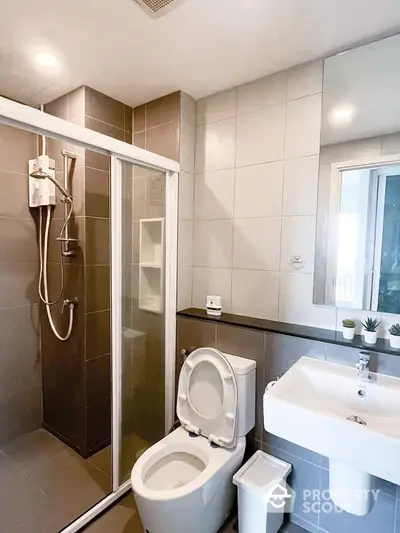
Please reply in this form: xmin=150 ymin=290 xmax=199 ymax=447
xmin=177 ymin=308 xmax=400 ymax=356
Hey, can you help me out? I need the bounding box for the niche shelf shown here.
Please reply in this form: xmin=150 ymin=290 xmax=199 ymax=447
xmin=139 ymin=218 xmax=164 ymax=314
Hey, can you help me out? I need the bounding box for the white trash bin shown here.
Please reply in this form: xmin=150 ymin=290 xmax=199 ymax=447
xmin=233 ymin=450 xmax=292 ymax=533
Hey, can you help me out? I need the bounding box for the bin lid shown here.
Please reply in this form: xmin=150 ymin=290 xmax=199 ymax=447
xmin=233 ymin=450 xmax=292 ymax=493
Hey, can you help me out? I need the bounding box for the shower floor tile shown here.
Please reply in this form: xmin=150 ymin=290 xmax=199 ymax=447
xmin=0 ymin=429 xmax=112 ymax=533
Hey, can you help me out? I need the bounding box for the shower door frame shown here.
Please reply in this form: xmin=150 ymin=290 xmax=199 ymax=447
xmin=0 ymin=97 xmax=179 ymax=533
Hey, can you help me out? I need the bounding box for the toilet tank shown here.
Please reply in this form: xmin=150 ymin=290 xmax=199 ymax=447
xmin=223 ymin=353 xmax=256 ymax=437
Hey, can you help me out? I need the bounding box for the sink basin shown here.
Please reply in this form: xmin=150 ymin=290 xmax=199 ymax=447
xmin=263 ymin=357 xmax=400 ymax=489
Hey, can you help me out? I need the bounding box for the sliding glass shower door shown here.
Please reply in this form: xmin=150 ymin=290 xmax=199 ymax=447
xmin=111 ymin=158 xmax=178 ymax=486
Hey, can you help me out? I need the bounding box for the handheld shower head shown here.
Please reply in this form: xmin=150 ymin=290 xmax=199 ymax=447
xmin=30 ymin=168 xmax=73 ymax=201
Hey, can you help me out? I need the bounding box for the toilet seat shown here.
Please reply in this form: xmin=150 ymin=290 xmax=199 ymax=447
xmin=131 ymin=427 xmax=246 ymax=502
xmin=177 ymin=347 xmax=238 ymax=448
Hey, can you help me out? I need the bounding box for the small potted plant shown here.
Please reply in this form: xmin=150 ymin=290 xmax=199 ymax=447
xmin=388 ymin=323 xmax=400 ymax=349
xmin=361 ymin=317 xmax=380 ymax=345
xmin=342 ymin=319 xmax=356 ymax=340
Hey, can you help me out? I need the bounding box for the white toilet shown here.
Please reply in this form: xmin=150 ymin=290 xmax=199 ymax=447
xmin=130 ymin=347 xmax=256 ymax=533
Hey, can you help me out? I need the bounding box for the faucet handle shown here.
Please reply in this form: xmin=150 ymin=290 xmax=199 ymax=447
xmin=359 ymin=351 xmax=371 ymax=362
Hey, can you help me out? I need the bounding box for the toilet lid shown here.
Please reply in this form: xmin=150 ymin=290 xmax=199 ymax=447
xmin=177 ymin=347 xmax=238 ymax=448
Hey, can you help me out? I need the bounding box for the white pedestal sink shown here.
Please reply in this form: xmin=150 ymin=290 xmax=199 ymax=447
xmin=263 ymin=357 xmax=400 ymax=516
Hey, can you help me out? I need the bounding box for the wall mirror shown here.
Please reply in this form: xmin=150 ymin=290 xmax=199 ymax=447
xmin=314 ymin=33 xmax=400 ymax=313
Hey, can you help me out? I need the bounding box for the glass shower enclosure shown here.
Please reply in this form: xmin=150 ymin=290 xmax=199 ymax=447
xmin=0 ymin=96 xmax=178 ymax=533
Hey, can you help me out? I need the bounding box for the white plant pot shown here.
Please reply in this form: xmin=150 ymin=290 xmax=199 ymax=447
xmin=342 ymin=327 xmax=355 ymax=340
xmin=389 ymin=335 xmax=400 ymax=349
xmin=363 ymin=330 xmax=378 ymax=345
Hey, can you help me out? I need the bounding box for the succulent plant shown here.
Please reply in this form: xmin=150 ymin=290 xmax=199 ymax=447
xmin=361 ymin=317 xmax=380 ymax=332
xmin=389 ymin=323 xmax=400 ymax=336
xmin=342 ymin=319 xmax=356 ymax=328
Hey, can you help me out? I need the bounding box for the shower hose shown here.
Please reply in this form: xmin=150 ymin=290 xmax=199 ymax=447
xmin=38 ymin=204 xmax=74 ymax=341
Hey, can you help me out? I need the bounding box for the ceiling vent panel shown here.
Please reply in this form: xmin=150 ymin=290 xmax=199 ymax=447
xmin=133 ymin=0 xmax=189 ymax=18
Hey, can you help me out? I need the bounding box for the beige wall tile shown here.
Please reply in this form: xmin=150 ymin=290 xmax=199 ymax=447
xmin=286 ymin=60 xmax=323 ymax=101
xmin=237 ymin=72 xmax=286 ymax=115
xmin=181 ymin=92 xmax=196 ymax=129
xmin=146 ymin=91 xmax=181 ymax=129
xmin=177 ymin=266 xmax=193 ymax=311
xmin=283 ymin=155 xmax=319 ymax=216
xmin=236 ymin=104 xmax=285 ymax=167
xmin=195 ymin=118 xmax=236 ymax=173
xmin=280 ymin=215 xmax=316 ymax=274
xmin=146 ymin=121 xmax=180 ymax=161
xmin=233 ymin=217 xmax=281 ymax=271
xmin=285 ymin=94 xmax=322 ymax=159
xmin=180 ymin=118 xmax=195 ymax=173
xmin=234 ymin=162 xmax=283 ymax=218
xmin=196 ymin=88 xmax=237 ymax=126
xmin=232 ymin=269 xmax=279 ymax=320
xmin=178 ymin=219 xmax=193 ymax=267
xmin=193 ymin=219 xmax=233 ymax=268
xmin=278 ymin=271 xmax=337 ymax=328
xmin=194 ymin=169 xmax=234 ymax=220
xmin=178 ymin=171 xmax=194 ymax=220
xmin=192 ymin=266 xmax=232 ymax=311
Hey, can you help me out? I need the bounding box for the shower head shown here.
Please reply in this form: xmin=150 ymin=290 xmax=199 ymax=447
xmin=30 ymin=169 xmax=73 ymax=201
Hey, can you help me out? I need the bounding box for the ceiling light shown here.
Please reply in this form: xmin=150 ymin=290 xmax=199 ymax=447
xmin=35 ymin=53 xmax=58 ymax=67
xmin=328 ymin=104 xmax=356 ymax=126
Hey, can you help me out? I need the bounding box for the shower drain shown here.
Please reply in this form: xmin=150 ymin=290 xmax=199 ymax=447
xmin=347 ymin=415 xmax=367 ymax=426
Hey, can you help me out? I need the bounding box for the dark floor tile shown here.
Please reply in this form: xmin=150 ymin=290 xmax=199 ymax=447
xmin=0 ymin=453 xmax=47 ymax=527
xmin=27 ymin=449 xmax=111 ymax=522
xmin=83 ymin=492 xmax=143 ymax=533
xmin=2 ymin=429 xmax=67 ymax=476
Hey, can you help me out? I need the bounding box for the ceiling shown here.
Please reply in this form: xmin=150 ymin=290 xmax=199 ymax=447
xmin=1 ymin=0 xmax=400 ymax=108
xmin=322 ymin=33 xmax=400 ymax=145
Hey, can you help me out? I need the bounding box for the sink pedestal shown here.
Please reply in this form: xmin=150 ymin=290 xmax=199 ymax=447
xmin=329 ymin=459 xmax=373 ymax=515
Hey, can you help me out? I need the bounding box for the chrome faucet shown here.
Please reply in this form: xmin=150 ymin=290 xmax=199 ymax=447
xmin=356 ymin=351 xmax=371 ymax=380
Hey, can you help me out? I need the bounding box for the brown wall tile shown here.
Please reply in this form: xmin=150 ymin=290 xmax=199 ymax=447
xmin=133 ymin=132 xmax=145 ymax=149
xmin=85 ymin=116 xmax=125 ymax=142
xmin=44 ymin=95 xmax=67 ymax=120
xmin=0 ymin=124 xmax=37 ymax=173
xmin=85 ymin=149 xmax=110 ymax=172
xmin=86 ymin=310 xmax=110 ymax=360
xmin=0 ymin=171 xmax=31 ymax=217
xmin=124 ymin=105 xmax=133 ymax=134
xmin=133 ymin=105 xmax=146 ymax=133
xmin=176 ymin=316 xmax=216 ymax=388
xmin=85 ymin=167 xmax=110 ymax=218
xmin=85 ymin=400 xmax=111 ymax=455
xmin=85 ymin=265 xmax=110 ymax=312
xmin=85 ymin=354 xmax=111 ymax=405
xmin=0 ymin=217 xmax=38 ymax=262
xmin=67 ymin=87 xmax=85 ymax=125
xmin=85 ymin=217 xmax=110 ymax=265
xmin=146 ymin=121 xmax=180 ymax=161
xmin=85 ymin=87 xmax=125 ymax=130
xmin=0 ymin=262 xmax=38 ymax=308
xmin=0 ymin=386 xmax=42 ymax=445
xmin=216 ymin=324 xmax=265 ymax=440
xmin=146 ymin=91 xmax=180 ymax=129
